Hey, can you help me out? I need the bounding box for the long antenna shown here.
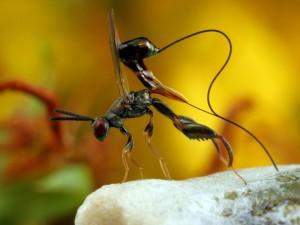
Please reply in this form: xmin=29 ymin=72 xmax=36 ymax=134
xmin=158 ymin=29 xmax=278 ymax=171
xmin=157 ymin=30 xmax=231 ymax=117
xmin=158 ymin=29 xmax=228 ymax=53
xmin=205 ymin=33 xmax=279 ymax=171
xmin=51 ymin=109 xmax=94 ymax=122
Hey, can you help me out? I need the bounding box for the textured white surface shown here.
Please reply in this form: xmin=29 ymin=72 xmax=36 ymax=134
xmin=75 ymin=165 xmax=300 ymax=225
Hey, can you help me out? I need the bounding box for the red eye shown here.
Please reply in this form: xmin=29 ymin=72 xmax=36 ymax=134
xmin=93 ymin=118 xmax=109 ymax=141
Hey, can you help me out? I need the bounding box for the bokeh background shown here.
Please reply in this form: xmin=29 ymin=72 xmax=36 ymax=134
xmin=0 ymin=0 xmax=299 ymax=224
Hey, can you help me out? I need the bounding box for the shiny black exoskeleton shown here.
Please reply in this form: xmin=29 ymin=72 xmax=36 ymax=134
xmin=52 ymin=89 xmax=235 ymax=182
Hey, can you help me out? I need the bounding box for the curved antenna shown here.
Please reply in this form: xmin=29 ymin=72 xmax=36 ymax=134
xmin=205 ymin=33 xmax=279 ymax=171
xmin=158 ymin=29 xmax=278 ymax=171
xmin=157 ymin=30 xmax=233 ymax=116
xmin=158 ymin=29 xmax=229 ymax=54
xmin=51 ymin=109 xmax=94 ymax=122
xmin=155 ymin=30 xmax=236 ymax=119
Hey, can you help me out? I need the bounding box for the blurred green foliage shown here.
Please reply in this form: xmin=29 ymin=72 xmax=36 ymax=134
xmin=0 ymin=164 xmax=93 ymax=225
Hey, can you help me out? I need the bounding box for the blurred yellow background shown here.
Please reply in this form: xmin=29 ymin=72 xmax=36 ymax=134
xmin=0 ymin=0 xmax=299 ymax=224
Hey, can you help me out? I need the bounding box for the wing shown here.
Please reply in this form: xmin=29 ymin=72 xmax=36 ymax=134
xmin=108 ymin=9 xmax=130 ymax=101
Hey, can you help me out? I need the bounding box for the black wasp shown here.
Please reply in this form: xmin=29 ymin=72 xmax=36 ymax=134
xmin=52 ymin=10 xmax=278 ymax=184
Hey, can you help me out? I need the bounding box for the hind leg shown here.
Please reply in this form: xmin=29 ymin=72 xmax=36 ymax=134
xmin=174 ymin=115 xmax=247 ymax=185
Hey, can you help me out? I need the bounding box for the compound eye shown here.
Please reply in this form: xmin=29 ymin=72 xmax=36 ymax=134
xmin=92 ymin=118 xmax=109 ymax=141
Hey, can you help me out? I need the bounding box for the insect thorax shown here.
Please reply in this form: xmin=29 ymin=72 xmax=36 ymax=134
xmin=130 ymin=89 xmax=152 ymax=107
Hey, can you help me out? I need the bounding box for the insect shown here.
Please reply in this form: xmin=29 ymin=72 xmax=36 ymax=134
xmin=108 ymin=9 xmax=278 ymax=172
xmin=52 ymin=10 xmax=278 ymax=184
xmin=51 ymin=89 xmax=245 ymax=183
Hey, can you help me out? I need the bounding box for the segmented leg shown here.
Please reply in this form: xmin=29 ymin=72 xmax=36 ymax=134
xmin=176 ymin=116 xmax=247 ymax=185
xmin=120 ymin=127 xmax=143 ymax=183
xmin=152 ymin=98 xmax=246 ymax=184
xmin=211 ymin=138 xmax=228 ymax=166
xmin=143 ymin=109 xmax=172 ymax=180
xmin=135 ymin=69 xmax=189 ymax=104
xmin=214 ymin=134 xmax=247 ymax=185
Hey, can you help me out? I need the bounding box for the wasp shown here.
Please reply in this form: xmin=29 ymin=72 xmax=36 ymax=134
xmin=52 ymin=10 xmax=278 ymax=184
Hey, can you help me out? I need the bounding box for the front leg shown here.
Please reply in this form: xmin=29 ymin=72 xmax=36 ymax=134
xmin=119 ymin=127 xmax=143 ymax=182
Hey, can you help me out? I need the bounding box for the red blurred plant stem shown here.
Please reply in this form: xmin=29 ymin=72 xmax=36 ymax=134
xmin=0 ymin=80 xmax=63 ymax=148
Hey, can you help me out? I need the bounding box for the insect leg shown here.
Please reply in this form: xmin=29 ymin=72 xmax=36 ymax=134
xmin=211 ymin=138 xmax=228 ymax=166
xmin=175 ymin=115 xmax=247 ymax=185
xmin=152 ymin=98 xmax=246 ymax=184
xmin=213 ymin=134 xmax=246 ymax=184
xmin=137 ymin=69 xmax=189 ymax=104
xmin=143 ymin=108 xmax=171 ymax=180
xmin=119 ymin=127 xmax=143 ymax=182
